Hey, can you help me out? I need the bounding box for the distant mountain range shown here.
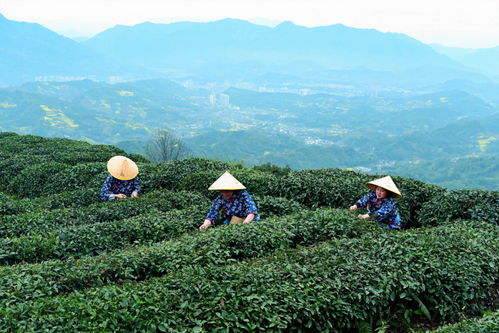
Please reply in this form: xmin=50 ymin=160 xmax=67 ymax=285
xmin=430 ymin=43 xmax=499 ymax=76
xmin=0 ymin=14 xmax=153 ymax=86
xmin=83 ymin=19 xmax=456 ymax=73
xmin=1 ymin=13 xmax=498 ymax=87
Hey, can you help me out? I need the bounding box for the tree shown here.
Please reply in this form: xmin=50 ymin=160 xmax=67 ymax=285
xmin=145 ymin=129 xmax=191 ymax=162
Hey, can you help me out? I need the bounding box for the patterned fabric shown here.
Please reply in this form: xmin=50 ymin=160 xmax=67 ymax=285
xmin=356 ymin=191 xmax=401 ymax=229
xmin=206 ymin=190 xmax=259 ymax=223
xmin=100 ymin=175 xmax=141 ymax=201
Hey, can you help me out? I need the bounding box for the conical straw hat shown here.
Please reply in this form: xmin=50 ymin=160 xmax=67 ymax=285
xmin=366 ymin=176 xmax=402 ymax=198
xmin=208 ymin=171 xmax=246 ymax=190
xmin=107 ymin=156 xmax=139 ymax=181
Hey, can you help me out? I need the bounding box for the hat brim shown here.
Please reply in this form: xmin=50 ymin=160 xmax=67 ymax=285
xmin=366 ymin=183 xmax=402 ymax=198
xmin=208 ymin=171 xmax=246 ymax=190
xmin=366 ymin=176 xmax=402 ymax=198
xmin=107 ymin=156 xmax=139 ymax=180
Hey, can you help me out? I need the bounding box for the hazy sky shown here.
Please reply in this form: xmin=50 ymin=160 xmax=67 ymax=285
xmin=2 ymin=0 xmax=499 ymax=48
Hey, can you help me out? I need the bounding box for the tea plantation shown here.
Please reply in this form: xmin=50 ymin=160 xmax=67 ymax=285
xmin=0 ymin=132 xmax=497 ymax=332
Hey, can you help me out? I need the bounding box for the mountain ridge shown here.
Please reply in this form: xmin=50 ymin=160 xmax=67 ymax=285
xmin=84 ymin=18 xmax=457 ymax=73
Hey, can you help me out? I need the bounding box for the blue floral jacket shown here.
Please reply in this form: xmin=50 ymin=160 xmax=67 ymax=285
xmin=100 ymin=175 xmax=141 ymax=201
xmin=356 ymin=191 xmax=401 ymax=228
xmin=206 ymin=190 xmax=259 ymax=223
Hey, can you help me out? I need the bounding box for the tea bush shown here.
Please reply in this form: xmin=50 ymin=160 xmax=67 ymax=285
xmin=0 ymin=155 xmax=52 ymax=186
xmin=0 ymin=192 xmax=35 ymax=216
xmin=42 ymin=162 xmax=107 ymax=195
xmin=0 ymin=136 xmax=145 ymax=196
xmin=0 ymin=151 xmax=12 ymax=160
xmin=6 ymin=162 xmax=71 ymax=198
xmin=0 ymin=134 xmax=46 ymax=152
xmin=31 ymin=187 xmax=102 ymax=210
xmin=1 ymin=133 xmax=497 ymax=332
xmin=180 ymin=168 xmax=278 ymax=199
xmin=0 ymin=189 xmax=101 ymax=216
xmin=0 ymin=221 xmax=495 ymax=332
xmin=393 ymin=176 xmax=446 ymax=228
xmin=429 ymin=311 xmax=499 ymax=332
xmin=275 ymin=168 xmax=370 ymax=208
xmin=144 ymin=158 xmax=235 ymax=191
xmin=252 ymin=162 xmax=292 ymax=177
xmin=419 ymin=189 xmax=499 ymax=226
xmin=230 ymin=168 xmax=278 ymax=197
xmin=253 ymin=195 xmax=304 ymax=219
xmin=0 ymin=131 xmax=18 ymax=140
xmin=0 ymin=208 xmax=374 ymax=304
xmin=0 ymin=205 xmax=209 ymax=265
xmin=42 ymin=161 xmax=163 ymax=196
xmin=274 ymin=170 xmax=447 ymax=228
xmin=0 ymin=190 xmax=210 ymax=238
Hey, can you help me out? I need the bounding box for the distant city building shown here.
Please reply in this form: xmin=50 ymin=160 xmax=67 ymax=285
xmin=35 ymin=75 xmax=94 ymax=82
xmin=209 ymin=93 xmax=230 ymax=107
xmin=209 ymin=93 xmax=217 ymax=105
xmin=218 ymin=93 xmax=230 ymax=107
xmin=108 ymin=76 xmax=128 ymax=84
xmin=182 ymin=80 xmax=194 ymax=88
xmin=353 ymin=166 xmax=372 ymax=173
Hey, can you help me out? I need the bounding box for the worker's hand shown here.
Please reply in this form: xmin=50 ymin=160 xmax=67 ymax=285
xmin=349 ymin=205 xmax=358 ymax=211
xmin=243 ymin=213 xmax=255 ymax=223
xmin=199 ymin=220 xmax=212 ymax=230
xmin=358 ymin=214 xmax=370 ymax=219
xmin=131 ymin=192 xmax=138 ymax=198
xmin=115 ymin=194 xmax=127 ymax=199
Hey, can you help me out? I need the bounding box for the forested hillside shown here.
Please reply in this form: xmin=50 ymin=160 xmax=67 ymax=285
xmin=0 ymin=132 xmax=497 ymax=332
xmin=2 ymin=79 xmax=497 ymax=190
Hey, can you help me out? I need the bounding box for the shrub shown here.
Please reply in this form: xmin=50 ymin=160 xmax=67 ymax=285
xmin=0 ymin=221 xmax=495 ymax=332
xmin=147 ymin=189 xmax=210 ymax=210
xmin=419 ymin=189 xmax=499 ymax=226
xmin=0 ymin=208 xmax=375 ymax=304
xmin=43 ymin=162 xmax=108 ymax=195
xmin=6 ymin=162 xmax=71 ymax=198
xmin=274 ymin=171 xmax=447 ymax=228
xmin=253 ymin=195 xmax=304 ymax=219
xmin=32 ymin=188 xmax=102 ymax=210
xmin=0 ymin=134 xmax=46 ymax=153
xmin=0 ymin=131 xmax=18 ymax=140
xmin=0 ymin=190 xmax=210 ymax=239
xmin=0 ymin=189 xmax=101 ymax=216
xmin=0 ymin=151 xmax=12 ymax=160
xmin=0 ymin=134 xmax=143 ymax=167
xmin=180 ymin=169 xmax=278 ymax=199
xmin=0 ymin=193 xmax=34 ymax=216
xmin=130 ymin=162 xmax=162 ymax=192
xmin=126 ymin=153 xmax=150 ymax=164
xmin=392 ymin=176 xmax=446 ymax=228
xmin=0 ymin=155 xmax=52 ymax=187
xmin=231 ymin=169 xmax=278 ymax=197
xmin=275 ymin=168 xmax=370 ymax=208
xmin=253 ymin=162 xmax=292 ymax=177
xmin=145 ymin=158 xmax=235 ymax=191
xmin=0 ymin=206 xmax=209 ymax=265
xmin=429 ymin=311 xmax=499 ymax=332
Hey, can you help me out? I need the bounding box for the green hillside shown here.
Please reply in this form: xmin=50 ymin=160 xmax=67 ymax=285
xmin=2 ymin=80 xmax=498 ymax=190
xmin=385 ymin=155 xmax=499 ymax=190
xmin=0 ymin=133 xmax=497 ymax=332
